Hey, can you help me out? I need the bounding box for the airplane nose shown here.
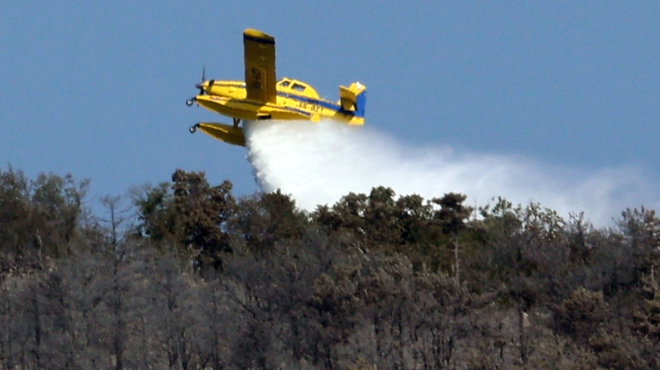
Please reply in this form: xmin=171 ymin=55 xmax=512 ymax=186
xmin=196 ymin=82 xmax=205 ymax=96
xmin=195 ymin=80 xmax=214 ymax=95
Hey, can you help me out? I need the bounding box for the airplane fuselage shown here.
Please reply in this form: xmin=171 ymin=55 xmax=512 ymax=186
xmin=195 ymin=78 xmax=365 ymax=125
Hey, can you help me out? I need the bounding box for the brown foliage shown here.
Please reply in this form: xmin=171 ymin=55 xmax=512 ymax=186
xmin=4 ymin=167 xmax=660 ymax=369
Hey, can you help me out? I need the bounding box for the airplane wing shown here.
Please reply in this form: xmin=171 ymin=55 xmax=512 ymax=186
xmin=243 ymin=29 xmax=277 ymax=104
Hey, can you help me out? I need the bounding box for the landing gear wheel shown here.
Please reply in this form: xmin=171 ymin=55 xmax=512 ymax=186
xmin=186 ymin=99 xmax=194 ymax=107
xmin=189 ymin=124 xmax=199 ymax=133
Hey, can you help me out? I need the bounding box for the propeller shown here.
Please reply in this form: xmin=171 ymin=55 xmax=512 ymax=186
xmin=195 ymin=66 xmax=206 ymax=95
xmin=192 ymin=66 xmax=215 ymax=100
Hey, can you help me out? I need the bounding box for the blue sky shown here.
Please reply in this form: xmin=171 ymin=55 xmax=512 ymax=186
xmin=1 ymin=2 xmax=659 ymax=214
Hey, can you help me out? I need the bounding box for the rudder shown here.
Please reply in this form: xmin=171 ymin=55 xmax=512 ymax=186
xmin=339 ymin=82 xmax=367 ymax=118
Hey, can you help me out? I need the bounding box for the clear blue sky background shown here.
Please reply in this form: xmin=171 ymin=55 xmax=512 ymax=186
xmin=1 ymin=2 xmax=659 ymax=212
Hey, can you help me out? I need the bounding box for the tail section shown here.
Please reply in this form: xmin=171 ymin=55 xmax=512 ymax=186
xmin=339 ymin=82 xmax=367 ymax=118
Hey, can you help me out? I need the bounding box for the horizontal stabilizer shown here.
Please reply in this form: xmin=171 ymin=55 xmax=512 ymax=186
xmin=339 ymin=82 xmax=367 ymax=117
xmin=196 ymin=123 xmax=246 ymax=147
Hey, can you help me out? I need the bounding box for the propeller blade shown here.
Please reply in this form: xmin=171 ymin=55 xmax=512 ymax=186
xmin=196 ymin=66 xmax=206 ymax=95
xmin=195 ymin=66 xmax=208 ymax=96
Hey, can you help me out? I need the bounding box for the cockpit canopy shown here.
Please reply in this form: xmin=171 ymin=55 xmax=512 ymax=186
xmin=277 ymin=78 xmax=320 ymax=99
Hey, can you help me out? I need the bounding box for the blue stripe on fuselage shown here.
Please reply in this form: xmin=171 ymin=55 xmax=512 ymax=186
xmin=280 ymin=105 xmax=311 ymax=117
xmin=277 ymin=92 xmax=339 ymax=110
xmin=276 ymin=92 xmax=360 ymax=117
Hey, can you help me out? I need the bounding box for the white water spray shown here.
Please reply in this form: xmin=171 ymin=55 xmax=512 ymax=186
xmin=245 ymin=120 xmax=656 ymax=225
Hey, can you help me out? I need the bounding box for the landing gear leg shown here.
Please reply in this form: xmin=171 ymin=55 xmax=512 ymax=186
xmin=233 ymin=118 xmax=240 ymax=128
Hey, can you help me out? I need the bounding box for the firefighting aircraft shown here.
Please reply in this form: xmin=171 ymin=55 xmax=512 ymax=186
xmin=186 ymin=29 xmax=367 ymax=146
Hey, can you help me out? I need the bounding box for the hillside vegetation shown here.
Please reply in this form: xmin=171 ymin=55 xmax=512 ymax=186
xmin=1 ymin=167 xmax=659 ymax=369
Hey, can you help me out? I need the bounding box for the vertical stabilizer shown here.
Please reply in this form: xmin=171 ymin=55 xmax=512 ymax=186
xmin=339 ymin=82 xmax=367 ymax=118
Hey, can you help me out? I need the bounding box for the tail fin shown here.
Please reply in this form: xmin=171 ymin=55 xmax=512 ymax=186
xmin=339 ymin=82 xmax=367 ymax=118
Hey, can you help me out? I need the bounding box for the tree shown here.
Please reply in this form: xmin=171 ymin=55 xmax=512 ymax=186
xmin=432 ymin=192 xmax=472 ymax=282
xmin=619 ymin=207 xmax=660 ymax=284
xmin=362 ymin=186 xmax=402 ymax=247
xmin=133 ymin=170 xmax=236 ymax=272
xmin=0 ymin=168 xmax=88 ymax=276
xmin=553 ymin=287 xmax=608 ymax=345
xmin=228 ymin=189 xmax=307 ymax=253
xmin=132 ymin=182 xmax=176 ymax=243
xmin=172 ymin=170 xmax=234 ymax=270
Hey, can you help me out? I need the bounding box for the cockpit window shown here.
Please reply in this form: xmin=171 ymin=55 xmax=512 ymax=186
xmin=292 ymin=83 xmax=306 ymax=92
xmin=279 ymin=80 xmax=290 ymax=87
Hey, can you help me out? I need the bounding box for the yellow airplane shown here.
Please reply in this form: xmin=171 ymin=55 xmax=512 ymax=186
xmin=186 ymin=29 xmax=367 ymax=146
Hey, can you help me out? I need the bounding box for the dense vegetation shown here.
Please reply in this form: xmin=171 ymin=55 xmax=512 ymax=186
xmin=1 ymin=167 xmax=660 ymax=369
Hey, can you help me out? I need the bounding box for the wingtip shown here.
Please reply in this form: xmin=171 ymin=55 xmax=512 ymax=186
xmin=244 ymin=28 xmax=274 ymax=42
